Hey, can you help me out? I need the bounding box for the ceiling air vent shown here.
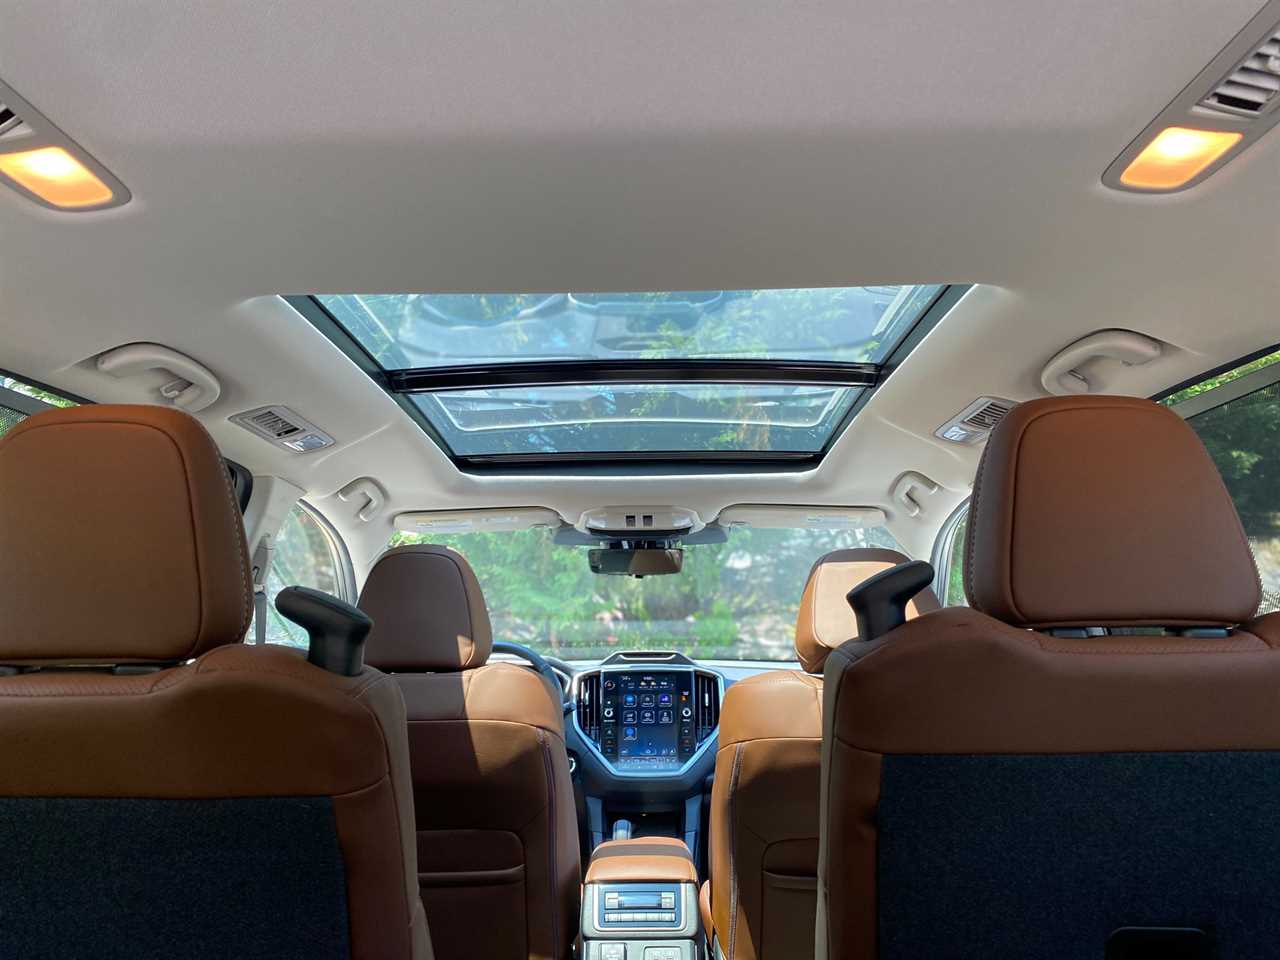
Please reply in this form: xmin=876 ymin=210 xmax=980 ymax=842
xmin=230 ymin=405 xmax=335 ymax=453
xmin=0 ymin=101 xmax=31 ymax=139
xmin=1199 ymin=27 xmax=1280 ymax=117
xmin=935 ymin=397 xmax=1016 ymax=445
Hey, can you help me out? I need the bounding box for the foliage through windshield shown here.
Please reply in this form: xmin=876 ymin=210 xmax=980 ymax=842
xmin=389 ymin=524 xmax=901 ymax=661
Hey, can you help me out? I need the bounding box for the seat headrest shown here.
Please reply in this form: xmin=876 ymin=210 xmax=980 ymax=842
xmin=0 ymin=404 xmax=252 ymax=663
xmin=966 ymin=395 xmax=1260 ymax=628
xmin=795 ymin=547 xmax=940 ymax=672
xmin=358 ymin=545 xmax=493 ymax=671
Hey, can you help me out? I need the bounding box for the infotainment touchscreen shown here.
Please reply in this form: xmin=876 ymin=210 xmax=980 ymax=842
xmin=597 ymin=671 xmax=697 ymax=771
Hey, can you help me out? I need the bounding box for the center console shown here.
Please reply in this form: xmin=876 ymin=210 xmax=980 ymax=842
xmin=570 ymin=653 xmax=725 ymax=868
xmin=581 ymin=837 xmax=702 ymax=960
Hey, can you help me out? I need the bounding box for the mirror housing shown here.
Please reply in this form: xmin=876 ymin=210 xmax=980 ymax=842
xmin=588 ymin=547 xmax=684 ymax=577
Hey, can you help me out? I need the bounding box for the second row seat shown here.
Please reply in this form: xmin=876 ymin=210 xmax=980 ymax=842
xmin=705 ymin=548 xmax=939 ymax=960
xmin=357 ymin=545 xmax=581 ymax=960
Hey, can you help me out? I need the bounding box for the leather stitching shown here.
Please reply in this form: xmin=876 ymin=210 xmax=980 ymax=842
xmin=350 ymin=672 xmax=417 ymax=939
xmin=726 ymin=741 xmax=744 ymax=960
xmin=2 ymin=416 xmax=251 ymax=657
xmin=536 ymin=727 xmax=562 ymax=960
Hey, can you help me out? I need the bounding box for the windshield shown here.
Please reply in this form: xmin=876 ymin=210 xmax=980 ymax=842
xmin=389 ymin=524 xmax=902 ymax=661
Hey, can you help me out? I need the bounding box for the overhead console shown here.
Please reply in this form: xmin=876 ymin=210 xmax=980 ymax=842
xmin=575 ymin=653 xmax=722 ymax=777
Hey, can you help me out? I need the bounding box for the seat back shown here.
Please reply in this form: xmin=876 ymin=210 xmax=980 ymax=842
xmin=709 ymin=549 xmax=938 ymax=960
xmin=359 ymin=545 xmax=580 ymax=960
xmin=0 ymin=405 xmax=429 ymax=960
xmin=818 ymin=395 xmax=1280 ymax=960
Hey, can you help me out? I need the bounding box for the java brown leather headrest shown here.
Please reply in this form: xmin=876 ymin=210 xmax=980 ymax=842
xmin=795 ymin=547 xmax=940 ymax=672
xmin=0 ymin=404 xmax=252 ymax=663
xmin=358 ymin=544 xmax=493 ymax=671
xmin=965 ymin=395 xmax=1261 ymax=628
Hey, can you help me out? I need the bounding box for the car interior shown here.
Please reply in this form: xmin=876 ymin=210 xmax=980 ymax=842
xmin=4 ymin=2 xmax=1280 ymax=959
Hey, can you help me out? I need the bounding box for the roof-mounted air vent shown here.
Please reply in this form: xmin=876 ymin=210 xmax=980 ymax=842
xmin=935 ymin=397 xmax=1016 ymax=445
xmin=231 ymin=405 xmax=335 ymax=453
xmin=1199 ymin=27 xmax=1280 ymax=117
xmin=0 ymin=101 xmax=30 ymax=139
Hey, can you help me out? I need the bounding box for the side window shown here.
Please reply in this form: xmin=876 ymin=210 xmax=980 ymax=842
xmin=249 ymin=502 xmax=351 ymax=646
xmin=1 ymin=374 xmax=77 ymax=439
xmin=934 ymin=504 xmax=970 ymax=607
xmin=1181 ymin=379 xmax=1280 ymax=615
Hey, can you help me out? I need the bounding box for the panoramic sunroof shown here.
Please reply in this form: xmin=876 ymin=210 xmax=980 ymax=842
xmin=292 ymin=285 xmax=960 ymax=468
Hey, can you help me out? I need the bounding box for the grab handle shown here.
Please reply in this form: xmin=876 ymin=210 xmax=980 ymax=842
xmin=1040 ymin=330 xmax=1162 ymax=396
xmin=96 ymin=343 xmax=222 ymax=413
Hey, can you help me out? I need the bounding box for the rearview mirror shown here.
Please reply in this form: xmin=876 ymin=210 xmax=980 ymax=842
xmin=588 ymin=547 xmax=684 ymax=577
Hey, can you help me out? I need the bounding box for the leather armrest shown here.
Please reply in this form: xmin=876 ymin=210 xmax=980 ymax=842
xmin=585 ymin=837 xmax=698 ymax=884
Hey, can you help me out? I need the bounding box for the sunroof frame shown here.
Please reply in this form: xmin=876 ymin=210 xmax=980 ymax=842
xmin=287 ymin=284 xmax=969 ymax=473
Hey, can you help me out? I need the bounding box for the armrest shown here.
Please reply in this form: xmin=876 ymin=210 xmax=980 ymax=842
xmin=585 ymin=837 xmax=697 ymax=884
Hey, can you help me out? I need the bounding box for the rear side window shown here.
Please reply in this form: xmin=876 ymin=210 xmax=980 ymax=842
xmin=1181 ymin=379 xmax=1280 ymax=615
xmin=933 ymin=504 xmax=970 ymax=607
xmin=0 ymin=374 xmax=77 ymax=439
xmin=1166 ymin=348 xmax=1280 ymax=615
xmin=249 ymin=502 xmax=350 ymax=646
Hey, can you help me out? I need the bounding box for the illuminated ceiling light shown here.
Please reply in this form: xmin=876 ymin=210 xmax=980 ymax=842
xmin=0 ymin=145 xmax=115 ymax=209
xmin=1118 ymin=126 xmax=1243 ymax=191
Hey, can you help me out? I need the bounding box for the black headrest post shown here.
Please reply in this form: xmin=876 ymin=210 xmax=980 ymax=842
xmin=846 ymin=560 xmax=936 ymax=642
xmin=275 ymin=586 xmax=372 ymax=677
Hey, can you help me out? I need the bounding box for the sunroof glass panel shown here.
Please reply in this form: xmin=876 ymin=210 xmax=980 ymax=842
xmin=298 ymin=284 xmax=960 ymax=463
xmin=411 ymin=382 xmax=862 ymax=457
xmin=316 ymin=285 xmax=944 ymax=370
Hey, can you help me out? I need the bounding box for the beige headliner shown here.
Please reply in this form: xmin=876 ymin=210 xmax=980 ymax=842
xmin=2 ymin=0 xmax=1278 ymax=572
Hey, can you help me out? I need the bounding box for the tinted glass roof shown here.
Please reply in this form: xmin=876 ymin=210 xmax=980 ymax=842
xmin=317 ymin=286 xmax=943 ymax=369
xmin=414 ymin=382 xmax=861 ymax=457
xmin=297 ymin=285 xmax=955 ymax=466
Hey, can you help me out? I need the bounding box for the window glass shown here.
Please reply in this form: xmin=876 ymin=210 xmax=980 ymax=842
xmin=941 ymin=509 xmax=970 ymax=607
xmin=388 ymin=523 xmax=902 ymax=661
xmin=318 ymin=286 xmax=945 ymax=370
xmin=1185 ymin=381 xmax=1280 ymax=614
xmin=1161 ymin=347 xmax=1280 ymax=408
xmin=413 ymin=382 xmax=860 ymax=457
xmin=0 ymin=374 xmax=77 ymax=440
xmin=250 ymin=503 xmax=346 ymax=646
xmin=305 ymin=285 xmax=951 ymax=461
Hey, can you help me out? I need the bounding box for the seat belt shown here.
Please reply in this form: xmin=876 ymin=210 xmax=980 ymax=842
xmin=250 ymin=535 xmax=273 ymax=645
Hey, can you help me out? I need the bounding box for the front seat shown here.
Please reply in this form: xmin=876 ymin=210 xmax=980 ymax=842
xmin=0 ymin=404 xmax=429 ymax=960
xmin=819 ymin=395 xmax=1280 ymax=960
xmin=358 ymin=544 xmax=580 ymax=960
xmin=706 ymin=548 xmax=938 ymax=960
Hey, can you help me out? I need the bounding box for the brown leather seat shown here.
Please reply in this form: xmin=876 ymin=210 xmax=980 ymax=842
xmin=819 ymin=395 xmax=1280 ymax=960
xmin=706 ymin=548 xmax=938 ymax=960
xmin=358 ymin=545 xmax=580 ymax=960
xmin=0 ymin=405 xmax=429 ymax=960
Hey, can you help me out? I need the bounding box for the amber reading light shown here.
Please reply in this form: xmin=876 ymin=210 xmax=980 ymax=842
xmin=1119 ymin=126 xmax=1243 ymax=191
xmin=0 ymin=146 xmax=115 ymax=208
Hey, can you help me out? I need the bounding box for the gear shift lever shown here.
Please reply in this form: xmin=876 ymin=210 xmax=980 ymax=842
xmin=612 ymin=819 xmax=633 ymax=841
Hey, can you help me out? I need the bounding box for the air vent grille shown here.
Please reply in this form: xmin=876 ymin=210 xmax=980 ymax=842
xmin=250 ymin=409 xmax=301 ymax=438
xmin=935 ymin=397 xmax=1017 ymax=445
xmin=962 ymin=398 xmax=1015 ymax=430
xmin=1200 ymin=29 xmax=1280 ymax=116
xmin=577 ymin=673 xmax=601 ymax=743
xmin=694 ymin=671 xmax=720 ymax=742
xmin=230 ymin=405 xmax=335 ymax=453
xmin=0 ymin=102 xmax=30 ymax=139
